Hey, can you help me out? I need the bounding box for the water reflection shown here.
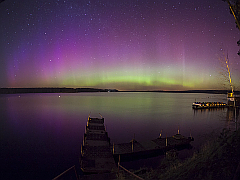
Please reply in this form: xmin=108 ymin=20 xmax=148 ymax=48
xmin=193 ymin=107 xmax=226 ymax=113
xmin=0 ymin=93 xmax=234 ymax=179
xmin=226 ymin=107 xmax=239 ymax=130
xmin=192 ymin=106 xmax=240 ymax=131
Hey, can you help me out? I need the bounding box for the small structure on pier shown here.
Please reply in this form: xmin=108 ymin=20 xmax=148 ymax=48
xmin=227 ymin=92 xmax=240 ymax=107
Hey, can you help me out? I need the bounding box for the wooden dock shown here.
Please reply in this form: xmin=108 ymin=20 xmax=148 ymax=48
xmin=80 ymin=117 xmax=117 ymax=174
xmin=80 ymin=116 xmax=194 ymax=174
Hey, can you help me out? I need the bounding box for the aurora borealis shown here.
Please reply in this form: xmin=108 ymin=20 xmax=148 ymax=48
xmin=0 ymin=0 xmax=240 ymax=90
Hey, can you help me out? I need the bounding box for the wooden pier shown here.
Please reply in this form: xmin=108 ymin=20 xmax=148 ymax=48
xmin=80 ymin=117 xmax=117 ymax=174
xmin=80 ymin=116 xmax=194 ymax=174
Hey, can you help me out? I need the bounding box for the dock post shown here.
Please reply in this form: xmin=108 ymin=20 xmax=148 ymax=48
xmin=166 ymin=134 xmax=167 ymax=147
xmin=113 ymin=143 xmax=115 ymax=154
xmin=159 ymin=130 xmax=162 ymax=138
xmin=132 ymin=133 xmax=135 ymax=152
xmin=118 ymin=155 xmax=120 ymax=177
xmin=81 ymin=144 xmax=82 ymax=154
xmin=132 ymin=140 xmax=134 ymax=152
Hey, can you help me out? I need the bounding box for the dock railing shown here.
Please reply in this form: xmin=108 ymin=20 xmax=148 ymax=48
xmin=52 ymin=165 xmax=79 ymax=180
xmin=118 ymin=155 xmax=144 ymax=180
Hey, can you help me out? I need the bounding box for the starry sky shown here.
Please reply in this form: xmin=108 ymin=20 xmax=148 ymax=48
xmin=0 ymin=0 xmax=240 ymax=91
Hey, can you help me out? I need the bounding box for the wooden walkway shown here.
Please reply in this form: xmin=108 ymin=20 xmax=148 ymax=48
xmin=80 ymin=117 xmax=117 ymax=174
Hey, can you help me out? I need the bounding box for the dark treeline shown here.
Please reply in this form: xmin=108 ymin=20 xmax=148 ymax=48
xmin=163 ymin=90 xmax=240 ymax=94
xmin=0 ymin=88 xmax=118 ymax=94
xmin=120 ymin=90 xmax=240 ymax=94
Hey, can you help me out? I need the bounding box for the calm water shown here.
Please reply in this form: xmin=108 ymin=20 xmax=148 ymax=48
xmin=0 ymin=92 xmax=239 ymax=179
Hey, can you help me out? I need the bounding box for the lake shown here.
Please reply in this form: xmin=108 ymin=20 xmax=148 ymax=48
xmin=0 ymin=92 xmax=238 ymax=179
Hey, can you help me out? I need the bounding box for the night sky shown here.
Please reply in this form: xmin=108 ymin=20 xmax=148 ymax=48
xmin=0 ymin=0 xmax=239 ymax=91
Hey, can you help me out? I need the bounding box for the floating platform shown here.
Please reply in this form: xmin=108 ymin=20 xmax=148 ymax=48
xmin=112 ymin=134 xmax=193 ymax=162
xmin=192 ymin=102 xmax=227 ymax=109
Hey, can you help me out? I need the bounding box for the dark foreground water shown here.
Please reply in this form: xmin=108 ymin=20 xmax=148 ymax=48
xmin=0 ymin=92 xmax=239 ymax=179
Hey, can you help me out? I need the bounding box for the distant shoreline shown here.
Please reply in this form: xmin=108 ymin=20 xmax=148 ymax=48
xmin=0 ymin=87 xmax=117 ymax=94
xmin=119 ymin=90 xmax=239 ymax=94
xmin=0 ymin=88 xmax=238 ymax=94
